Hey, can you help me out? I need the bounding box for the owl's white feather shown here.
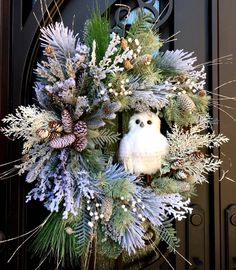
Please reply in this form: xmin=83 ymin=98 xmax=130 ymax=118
xmin=119 ymin=112 xmax=169 ymax=175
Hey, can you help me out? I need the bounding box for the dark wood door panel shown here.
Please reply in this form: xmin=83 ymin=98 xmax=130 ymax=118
xmin=218 ymin=1 xmax=236 ymax=270
xmin=173 ymin=1 xmax=211 ymax=270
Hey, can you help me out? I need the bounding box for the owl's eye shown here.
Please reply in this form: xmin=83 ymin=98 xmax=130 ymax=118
xmin=147 ymin=120 xmax=152 ymax=125
xmin=135 ymin=119 xmax=140 ymax=124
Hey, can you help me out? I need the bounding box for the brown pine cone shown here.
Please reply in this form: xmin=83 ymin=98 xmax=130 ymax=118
xmin=198 ymin=89 xmax=207 ymax=97
xmin=45 ymin=46 xmax=54 ymax=55
xmin=73 ymin=137 xmax=88 ymax=152
xmin=101 ymin=197 xmax=113 ymax=222
xmin=73 ymin=121 xmax=87 ymax=137
xmin=61 ymin=109 xmax=73 ymax=133
xmin=121 ymin=38 xmax=128 ymax=50
xmin=188 ymin=150 xmax=205 ymax=161
xmin=50 ymin=134 xmax=76 ymax=149
xmin=123 ymin=60 xmax=133 ymax=70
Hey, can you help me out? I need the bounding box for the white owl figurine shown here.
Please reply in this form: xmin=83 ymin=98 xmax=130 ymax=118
xmin=119 ymin=112 xmax=169 ymax=175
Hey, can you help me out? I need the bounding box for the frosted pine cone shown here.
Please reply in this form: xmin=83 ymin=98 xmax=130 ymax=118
xmin=50 ymin=134 xmax=76 ymax=149
xmin=177 ymin=94 xmax=196 ymax=113
xmin=101 ymin=197 xmax=113 ymax=222
xmin=73 ymin=121 xmax=87 ymax=137
xmin=61 ymin=109 xmax=73 ymax=133
xmin=73 ymin=137 xmax=88 ymax=152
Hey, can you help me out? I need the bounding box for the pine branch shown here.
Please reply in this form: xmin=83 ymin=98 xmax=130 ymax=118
xmin=159 ymin=219 xmax=180 ymax=252
xmin=74 ymin=210 xmax=92 ymax=257
xmin=31 ymin=211 xmax=79 ymax=267
xmin=91 ymin=128 xmax=120 ymax=147
xmin=127 ymin=11 xmax=153 ymax=37
xmin=1 ymin=105 xmax=58 ymax=154
xmin=40 ymin=22 xmax=78 ymax=61
xmin=97 ymin=225 xmax=122 ymax=259
xmin=84 ymin=11 xmax=110 ymax=63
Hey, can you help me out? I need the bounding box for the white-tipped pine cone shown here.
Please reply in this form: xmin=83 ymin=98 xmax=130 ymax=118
xmin=48 ymin=121 xmax=63 ymax=132
xmin=61 ymin=109 xmax=73 ymax=133
xmin=50 ymin=134 xmax=76 ymax=149
xmin=101 ymin=197 xmax=113 ymax=222
xmin=36 ymin=128 xmax=49 ymax=139
xmin=73 ymin=137 xmax=88 ymax=152
xmin=177 ymin=94 xmax=196 ymax=113
xmin=73 ymin=121 xmax=87 ymax=137
xmin=171 ymin=158 xmax=184 ymax=170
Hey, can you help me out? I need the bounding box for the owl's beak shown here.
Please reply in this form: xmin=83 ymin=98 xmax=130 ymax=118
xmin=140 ymin=122 xmax=144 ymax=128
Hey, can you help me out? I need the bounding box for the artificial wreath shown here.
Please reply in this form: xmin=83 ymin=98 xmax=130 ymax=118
xmin=0 ymin=10 xmax=229 ymax=268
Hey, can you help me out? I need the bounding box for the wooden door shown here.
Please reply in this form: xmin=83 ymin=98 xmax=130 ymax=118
xmin=1 ymin=1 xmax=236 ymax=269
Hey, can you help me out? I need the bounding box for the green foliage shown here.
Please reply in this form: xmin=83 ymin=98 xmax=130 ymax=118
xmin=97 ymin=224 xmax=122 ymax=259
xmin=127 ymin=11 xmax=153 ymax=37
xmin=163 ymin=93 xmax=210 ymax=127
xmin=84 ymin=10 xmax=110 ymax=63
xmin=132 ymin=63 xmax=162 ymax=85
xmin=101 ymin=178 xmax=135 ymax=199
xmin=181 ymin=182 xmax=197 ymax=199
xmin=31 ymin=212 xmax=79 ymax=267
xmin=152 ymin=177 xmax=188 ymax=195
xmin=79 ymin=147 xmax=107 ymax=173
xmin=74 ymin=208 xmax=92 ymax=257
xmin=158 ymin=66 xmax=180 ymax=78
xmin=110 ymin=203 xmax=134 ymax=233
xmin=135 ymin=30 xmax=163 ymax=55
xmin=159 ymin=219 xmax=180 ymax=252
xmin=190 ymin=92 xmax=211 ymax=113
xmin=127 ymin=11 xmax=162 ymax=55
xmin=163 ymin=98 xmax=197 ymax=127
xmin=90 ymin=128 xmax=120 ymax=147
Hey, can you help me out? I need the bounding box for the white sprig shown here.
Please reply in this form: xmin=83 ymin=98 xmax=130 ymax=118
xmin=159 ymin=194 xmax=192 ymax=221
xmin=40 ymin=22 xmax=78 ymax=60
xmin=167 ymin=122 xmax=229 ymax=158
xmin=1 ymin=105 xmax=58 ymax=154
xmin=89 ymin=32 xmax=134 ymax=87
xmin=157 ymin=49 xmax=197 ymax=73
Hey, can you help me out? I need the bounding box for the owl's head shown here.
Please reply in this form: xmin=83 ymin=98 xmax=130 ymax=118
xmin=128 ymin=112 xmax=161 ymax=133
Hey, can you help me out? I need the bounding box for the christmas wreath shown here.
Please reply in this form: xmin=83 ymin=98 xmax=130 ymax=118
xmin=0 ymin=10 xmax=229 ymax=268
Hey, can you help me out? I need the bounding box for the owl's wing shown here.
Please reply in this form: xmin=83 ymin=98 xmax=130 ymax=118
xmin=119 ymin=135 xmax=134 ymax=174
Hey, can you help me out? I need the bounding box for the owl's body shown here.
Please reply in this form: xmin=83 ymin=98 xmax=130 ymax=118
xmin=119 ymin=112 xmax=169 ymax=175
